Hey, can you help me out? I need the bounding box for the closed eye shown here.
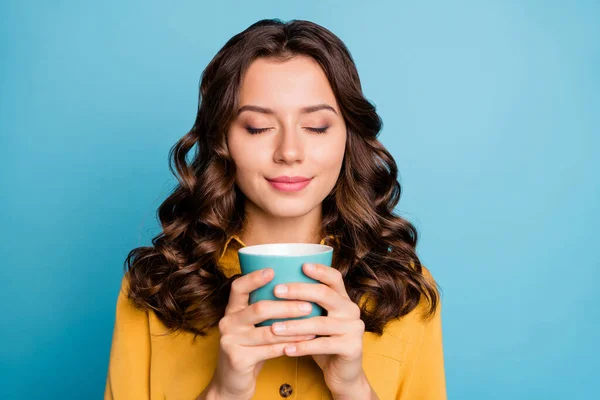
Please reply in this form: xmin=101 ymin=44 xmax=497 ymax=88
xmin=245 ymin=127 xmax=270 ymax=135
xmin=306 ymin=126 xmax=329 ymax=134
xmin=245 ymin=126 xmax=329 ymax=135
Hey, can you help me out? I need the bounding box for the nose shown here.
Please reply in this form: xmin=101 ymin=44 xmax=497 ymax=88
xmin=272 ymin=124 xmax=304 ymax=164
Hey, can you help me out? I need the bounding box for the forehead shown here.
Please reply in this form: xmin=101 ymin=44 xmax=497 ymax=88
xmin=238 ymin=55 xmax=339 ymax=114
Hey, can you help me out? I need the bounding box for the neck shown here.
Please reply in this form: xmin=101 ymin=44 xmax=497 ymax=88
xmin=238 ymin=200 xmax=323 ymax=246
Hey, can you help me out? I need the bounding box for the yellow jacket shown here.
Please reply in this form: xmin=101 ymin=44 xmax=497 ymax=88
xmin=105 ymin=235 xmax=447 ymax=399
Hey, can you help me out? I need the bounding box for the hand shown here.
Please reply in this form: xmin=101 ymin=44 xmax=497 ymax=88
xmin=269 ymin=263 xmax=372 ymax=398
xmin=209 ymin=268 xmax=318 ymax=399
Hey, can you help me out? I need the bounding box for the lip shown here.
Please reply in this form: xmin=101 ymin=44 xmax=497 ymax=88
xmin=266 ymin=175 xmax=312 ymax=183
xmin=266 ymin=176 xmax=313 ymax=192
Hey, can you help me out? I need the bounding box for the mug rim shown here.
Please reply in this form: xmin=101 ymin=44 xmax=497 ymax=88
xmin=238 ymin=243 xmax=333 ymax=256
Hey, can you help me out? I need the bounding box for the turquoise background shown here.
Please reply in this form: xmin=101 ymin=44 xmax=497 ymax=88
xmin=1 ymin=1 xmax=598 ymax=398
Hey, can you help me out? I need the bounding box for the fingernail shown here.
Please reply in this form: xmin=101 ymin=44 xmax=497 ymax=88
xmin=274 ymin=284 xmax=288 ymax=294
xmin=299 ymin=302 xmax=311 ymax=311
xmin=272 ymin=323 xmax=286 ymax=332
xmin=263 ymin=269 xmax=272 ymax=278
xmin=285 ymin=344 xmax=296 ymax=353
xmin=305 ymin=263 xmax=315 ymax=271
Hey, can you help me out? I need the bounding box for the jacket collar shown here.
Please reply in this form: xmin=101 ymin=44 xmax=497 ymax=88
xmin=219 ymin=234 xmax=247 ymax=262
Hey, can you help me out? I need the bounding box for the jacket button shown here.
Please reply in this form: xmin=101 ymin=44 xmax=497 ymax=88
xmin=279 ymin=383 xmax=293 ymax=397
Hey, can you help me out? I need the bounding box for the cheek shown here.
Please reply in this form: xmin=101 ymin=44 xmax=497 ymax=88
xmin=313 ymin=137 xmax=346 ymax=171
xmin=229 ymin=139 xmax=271 ymax=191
xmin=229 ymin=135 xmax=262 ymax=172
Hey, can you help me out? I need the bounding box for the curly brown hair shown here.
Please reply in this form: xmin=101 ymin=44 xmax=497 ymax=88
xmin=124 ymin=18 xmax=440 ymax=339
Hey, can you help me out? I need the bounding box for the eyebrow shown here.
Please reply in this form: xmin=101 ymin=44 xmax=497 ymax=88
xmin=236 ymin=103 xmax=338 ymax=116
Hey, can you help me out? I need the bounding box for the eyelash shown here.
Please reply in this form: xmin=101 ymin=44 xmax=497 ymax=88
xmin=245 ymin=126 xmax=329 ymax=135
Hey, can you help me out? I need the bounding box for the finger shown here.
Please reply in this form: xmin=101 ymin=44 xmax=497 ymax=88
xmin=226 ymin=268 xmax=274 ymax=314
xmin=274 ymin=282 xmax=350 ymax=314
xmin=302 ymin=263 xmax=348 ymax=297
xmin=271 ymin=316 xmax=353 ymax=337
xmin=283 ymin=336 xmax=362 ymax=359
xmin=246 ymin=342 xmax=288 ymax=365
xmin=237 ymin=326 xmax=316 ymax=346
xmin=237 ymin=299 xmax=314 ymax=326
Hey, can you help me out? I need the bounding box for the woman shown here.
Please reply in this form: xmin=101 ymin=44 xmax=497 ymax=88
xmin=105 ymin=18 xmax=446 ymax=400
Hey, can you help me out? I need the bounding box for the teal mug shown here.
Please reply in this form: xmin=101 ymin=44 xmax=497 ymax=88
xmin=237 ymin=243 xmax=333 ymax=326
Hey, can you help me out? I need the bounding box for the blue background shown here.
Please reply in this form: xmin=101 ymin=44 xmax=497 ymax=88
xmin=1 ymin=1 xmax=598 ymax=398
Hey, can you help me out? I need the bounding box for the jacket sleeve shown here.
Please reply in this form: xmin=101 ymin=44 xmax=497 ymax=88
xmin=396 ymin=267 xmax=447 ymax=400
xmin=104 ymin=274 xmax=152 ymax=400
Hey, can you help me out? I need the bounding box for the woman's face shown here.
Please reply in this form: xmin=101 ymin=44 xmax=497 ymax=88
xmin=227 ymin=55 xmax=347 ymax=220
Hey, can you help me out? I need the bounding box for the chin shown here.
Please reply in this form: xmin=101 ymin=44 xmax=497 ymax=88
xmin=265 ymin=202 xmax=316 ymax=218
